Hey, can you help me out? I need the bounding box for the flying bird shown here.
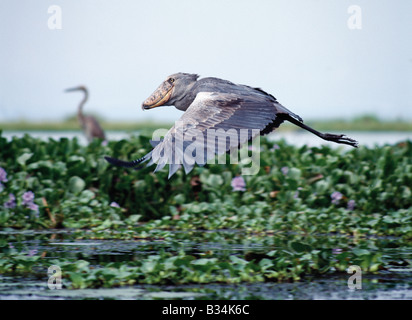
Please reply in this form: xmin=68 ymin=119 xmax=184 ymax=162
xmin=105 ymin=73 xmax=358 ymax=178
xmin=65 ymin=85 xmax=106 ymax=143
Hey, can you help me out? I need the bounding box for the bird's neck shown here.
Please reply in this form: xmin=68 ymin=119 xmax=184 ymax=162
xmin=77 ymin=90 xmax=88 ymax=123
xmin=174 ymin=96 xmax=194 ymax=111
xmin=173 ymin=82 xmax=199 ymax=111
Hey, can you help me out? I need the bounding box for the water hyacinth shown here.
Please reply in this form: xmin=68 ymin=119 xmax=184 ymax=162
xmin=22 ymin=191 xmax=35 ymax=206
xmin=4 ymin=193 xmax=16 ymax=209
xmin=0 ymin=167 xmax=8 ymax=183
xmin=347 ymin=199 xmax=356 ymax=211
xmin=231 ymin=176 xmax=246 ymax=192
xmin=27 ymin=249 xmax=38 ymax=256
xmin=27 ymin=202 xmax=39 ymax=213
xmin=294 ymin=187 xmax=303 ymax=199
xmin=0 ymin=167 xmax=7 ymax=192
xmin=22 ymin=191 xmax=39 ymax=215
xmin=110 ymin=202 xmax=120 ymax=208
xmin=331 ymin=191 xmax=343 ymax=205
xmin=281 ymin=166 xmax=289 ymax=176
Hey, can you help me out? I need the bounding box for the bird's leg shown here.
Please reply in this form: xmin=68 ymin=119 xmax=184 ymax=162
xmin=284 ymin=115 xmax=359 ymax=148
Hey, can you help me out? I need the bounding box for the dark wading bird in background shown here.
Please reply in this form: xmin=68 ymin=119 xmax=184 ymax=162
xmin=65 ymin=85 xmax=106 ymax=143
xmin=105 ymin=73 xmax=358 ymax=178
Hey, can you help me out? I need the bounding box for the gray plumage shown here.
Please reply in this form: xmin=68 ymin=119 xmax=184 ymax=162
xmin=105 ymin=73 xmax=358 ymax=178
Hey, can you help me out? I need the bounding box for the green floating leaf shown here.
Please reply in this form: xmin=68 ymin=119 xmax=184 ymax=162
xmin=174 ymin=256 xmax=196 ymax=267
xmin=68 ymin=176 xmax=86 ymax=194
xmin=68 ymin=272 xmax=88 ymax=289
xmin=352 ymin=248 xmax=370 ymax=256
xmin=287 ymin=167 xmax=301 ymax=180
xmin=173 ymin=194 xmax=185 ymax=205
xmin=201 ymin=173 xmax=224 ymax=186
xmin=79 ymin=190 xmax=95 ymax=203
xmin=67 ymin=155 xmax=85 ymax=163
xmin=191 ymin=258 xmax=217 ymax=266
xmin=17 ymin=152 xmax=33 ymax=166
xmin=290 ymin=241 xmax=312 ymax=253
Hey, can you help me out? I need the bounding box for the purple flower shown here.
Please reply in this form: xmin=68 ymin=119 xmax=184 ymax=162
xmin=331 ymin=191 xmax=343 ymax=205
xmin=4 ymin=193 xmax=16 ymax=209
xmin=27 ymin=202 xmax=39 ymax=214
xmin=271 ymin=144 xmax=280 ymax=151
xmin=110 ymin=202 xmax=120 ymax=208
xmin=22 ymin=191 xmax=35 ymax=206
xmin=21 ymin=191 xmax=39 ymax=216
xmin=347 ymin=199 xmax=356 ymax=211
xmin=281 ymin=166 xmax=289 ymax=176
xmin=27 ymin=249 xmax=38 ymax=256
xmin=293 ymin=187 xmax=303 ymax=199
xmin=332 ymin=248 xmax=343 ymax=255
xmin=231 ymin=176 xmax=246 ymax=192
xmin=0 ymin=167 xmax=8 ymax=183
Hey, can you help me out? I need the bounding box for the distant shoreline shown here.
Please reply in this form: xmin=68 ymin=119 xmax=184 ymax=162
xmin=1 ymin=117 xmax=412 ymax=132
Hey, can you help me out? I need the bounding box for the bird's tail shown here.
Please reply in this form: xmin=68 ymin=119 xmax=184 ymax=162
xmin=104 ymin=152 xmax=152 ymax=170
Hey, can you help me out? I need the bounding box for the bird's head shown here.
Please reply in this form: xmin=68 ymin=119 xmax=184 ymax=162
xmin=65 ymin=85 xmax=88 ymax=93
xmin=142 ymin=73 xmax=199 ymax=110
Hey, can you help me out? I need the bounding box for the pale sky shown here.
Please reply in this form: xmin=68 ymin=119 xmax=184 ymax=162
xmin=0 ymin=0 xmax=411 ymax=123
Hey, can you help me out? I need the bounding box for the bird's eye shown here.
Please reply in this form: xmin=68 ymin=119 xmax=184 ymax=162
xmin=169 ymin=78 xmax=175 ymax=83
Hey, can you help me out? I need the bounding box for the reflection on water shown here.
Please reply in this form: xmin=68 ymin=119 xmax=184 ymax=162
xmin=2 ymin=130 xmax=412 ymax=148
xmin=1 ymin=273 xmax=411 ymax=300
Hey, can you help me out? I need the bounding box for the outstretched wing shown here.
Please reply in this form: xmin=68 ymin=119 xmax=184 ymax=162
xmin=152 ymin=90 xmax=296 ymax=177
xmin=105 ymin=89 xmax=302 ymax=178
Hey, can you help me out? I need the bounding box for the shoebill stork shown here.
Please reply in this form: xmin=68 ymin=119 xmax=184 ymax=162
xmin=105 ymin=73 xmax=358 ymax=178
xmin=65 ymin=85 xmax=106 ymax=143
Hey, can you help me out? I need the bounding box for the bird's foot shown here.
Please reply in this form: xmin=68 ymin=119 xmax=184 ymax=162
xmin=323 ymin=133 xmax=359 ymax=148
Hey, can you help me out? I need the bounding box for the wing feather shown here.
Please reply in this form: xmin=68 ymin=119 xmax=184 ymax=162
xmin=106 ymin=88 xmax=294 ymax=178
xmin=147 ymin=91 xmax=279 ymax=177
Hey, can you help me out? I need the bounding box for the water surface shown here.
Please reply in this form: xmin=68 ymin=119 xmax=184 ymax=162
xmin=1 ymin=229 xmax=410 ymax=300
xmin=2 ymin=130 xmax=412 ymax=148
